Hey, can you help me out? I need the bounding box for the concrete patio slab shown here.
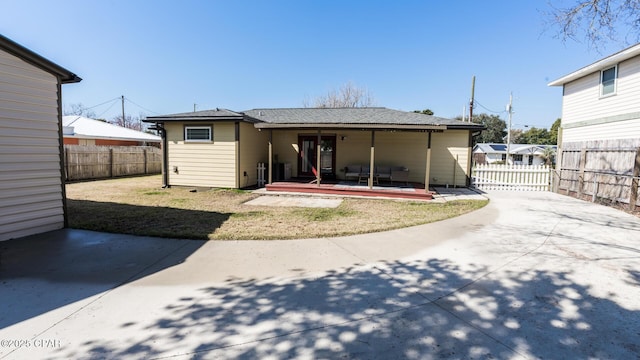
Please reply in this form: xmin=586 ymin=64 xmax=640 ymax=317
xmin=1 ymin=190 xmax=639 ymax=359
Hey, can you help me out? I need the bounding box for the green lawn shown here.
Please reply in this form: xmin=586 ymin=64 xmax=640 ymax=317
xmin=66 ymin=175 xmax=488 ymax=240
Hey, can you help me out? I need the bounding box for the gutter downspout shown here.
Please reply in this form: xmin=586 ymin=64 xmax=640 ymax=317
xmin=155 ymin=122 xmax=169 ymax=188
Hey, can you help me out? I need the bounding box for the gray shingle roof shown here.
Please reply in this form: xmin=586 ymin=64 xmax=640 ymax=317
xmin=146 ymin=107 xmax=485 ymax=130
xmin=144 ymin=108 xmax=257 ymax=122
xmin=244 ymin=107 xmax=484 ymax=130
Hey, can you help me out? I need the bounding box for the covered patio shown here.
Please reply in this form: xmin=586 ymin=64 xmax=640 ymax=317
xmin=244 ymin=108 xmax=484 ymax=198
xmin=265 ymin=180 xmax=434 ymax=200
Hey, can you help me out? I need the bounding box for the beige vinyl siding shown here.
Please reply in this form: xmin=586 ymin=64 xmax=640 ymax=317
xmin=372 ymin=131 xmax=427 ymax=183
xmin=430 ymin=131 xmax=469 ymax=187
xmin=334 ymin=130 xmax=374 ymax=178
xmin=0 ymin=49 xmax=64 ymax=241
xmin=165 ymin=122 xmax=237 ymax=188
xmin=239 ymin=122 xmax=268 ymax=187
xmin=271 ymin=130 xmax=302 ymax=177
xmin=269 ymin=129 xmax=471 ymax=185
xmin=562 ymin=56 xmax=640 ymax=142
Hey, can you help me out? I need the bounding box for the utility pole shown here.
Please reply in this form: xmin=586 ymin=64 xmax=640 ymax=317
xmin=506 ymin=92 xmax=513 ymax=165
xmin=469 ymin=76 xmax=475 ymax=121
xmin=121 ymin=95 xmax=125 ymax=125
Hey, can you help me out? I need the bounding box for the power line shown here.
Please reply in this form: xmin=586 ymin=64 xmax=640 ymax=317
xmin=84 ymin=97 xmax=121 ymax=110
xmin=124 ymin=97 xmax=160 ymax=115
xmin=95 ymin=100 xmax=119 ymax=118
xmin=474 ymin=100 xmax=506 ymax=114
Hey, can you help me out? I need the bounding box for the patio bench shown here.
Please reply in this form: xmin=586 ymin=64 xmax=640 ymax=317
xmin=374 ymin=166 xmax=409 ymax=185
xmin=345 ymin=164 xmax=361 ymax=181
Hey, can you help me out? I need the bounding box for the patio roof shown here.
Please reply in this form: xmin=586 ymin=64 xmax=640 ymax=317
xmin=245 ymin=107 xmax=483 ymax=131
xmin=145 ymin=107 xmax=485 ymax=131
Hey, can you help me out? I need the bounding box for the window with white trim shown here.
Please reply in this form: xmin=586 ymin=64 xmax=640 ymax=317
xmin=600 ymin=66 xmax=617 ymax=97
xmin=184 ymin=126 xmax=212 ymax=142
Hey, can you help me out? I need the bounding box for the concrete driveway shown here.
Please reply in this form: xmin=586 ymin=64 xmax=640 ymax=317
xmin=1 ymin=190 xmax=639 ymax=359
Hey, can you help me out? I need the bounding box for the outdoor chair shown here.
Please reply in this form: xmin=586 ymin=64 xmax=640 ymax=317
xmin=375 ymin=166 xmax=392 ymax=184
xmin=345 ymin=164 xmax=361 ymax=181
xmin=358 ymin=165 xmax=371 ymax=184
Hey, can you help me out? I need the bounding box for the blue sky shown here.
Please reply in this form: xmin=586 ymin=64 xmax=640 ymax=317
xmin=0 ymin=1 xmax=629 ymax=129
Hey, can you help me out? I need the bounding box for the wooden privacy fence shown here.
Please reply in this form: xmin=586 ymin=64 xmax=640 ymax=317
xmin=557 ymin=147 xmax=640 ymax=210
xmin=472 ymin=164 xmax=551 ymax=191
xmin=64 ymin=145 xmax=162 ymax=181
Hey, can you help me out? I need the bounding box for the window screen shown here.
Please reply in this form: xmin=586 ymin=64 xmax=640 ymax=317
xmin=185 ymin=126 xmax=212 ymax=141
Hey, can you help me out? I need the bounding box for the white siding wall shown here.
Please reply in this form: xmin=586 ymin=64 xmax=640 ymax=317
xmin=562 ymin=56 xmax=640 ymax=143
xmin=0 ymin=50 xmax=64 ymax=241
xmin=485 ymin=153 xmax=504 ymax=163
xmin=165 ymin=122 xmax=237 ymax=188
xmin=563 ymin=118 xmax=640 ymax=143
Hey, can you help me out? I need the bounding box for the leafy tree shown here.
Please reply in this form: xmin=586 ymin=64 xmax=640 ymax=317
xmin=304 ymin=81 xmax=375 ymax=108
xmin=545 ymin=0 xmax=640 ymax=49
xmin=515 ymin=118 xmax=562 ymax=145
xmin=510 ymin=129 xmax=525 ymax=144
xmin=466 ymin=113 xmax=507 ymax=143
xmin=549 ymin=118 xmax=561 ymax=144
xmin=540 ymin=146 xmax=557 ymax=166
xmin=517 ymin=127 xmax=551 ymax=145
xmin=413 ymin=109 xmax=434 ymax=115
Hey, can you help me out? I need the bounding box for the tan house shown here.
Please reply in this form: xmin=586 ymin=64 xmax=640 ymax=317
xmin=0 ymin=35 xmax=81 ymax=241
xmin=145 ymin=107 xmax=484 ymax=192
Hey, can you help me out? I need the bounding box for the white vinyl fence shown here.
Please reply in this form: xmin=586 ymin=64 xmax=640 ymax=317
xmin=472 ymin=164 xmax=551 ymax=191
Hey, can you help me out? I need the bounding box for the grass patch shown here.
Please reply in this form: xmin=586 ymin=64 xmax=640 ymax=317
xmin=66 ymin=175 xmax=488 ymax=240
xmin=298 ymin=207 xmax=356 ymax=222
xmin=142 ymin=191 xmax=169 ymax=196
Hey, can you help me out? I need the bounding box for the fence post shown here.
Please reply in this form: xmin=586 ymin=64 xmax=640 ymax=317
xmin=143 ymin=148 xmax=148 ymax=174
xmin=64 ymin=146 xmax=70 ymax=182
xmin=630 ymin=148 xmax=640 ymax=211
xmin=578 ymin=148 xmax=587 ymax=198
xmin=109 ymin=148 xmax=114 ymax=178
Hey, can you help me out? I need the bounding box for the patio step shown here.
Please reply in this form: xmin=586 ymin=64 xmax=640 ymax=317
xmin=265 ymin=182 xmax=434 ymax=200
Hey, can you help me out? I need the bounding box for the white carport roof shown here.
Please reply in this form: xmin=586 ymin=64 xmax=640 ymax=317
xmin=63 ymin=116 xmax=160 ymax=142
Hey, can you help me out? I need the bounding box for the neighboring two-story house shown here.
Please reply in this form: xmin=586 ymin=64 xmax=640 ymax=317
xmin=549 ymin=43 xmax=640 ymax=209
xmin=549 ymin=43 xmax=640 ymax=150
